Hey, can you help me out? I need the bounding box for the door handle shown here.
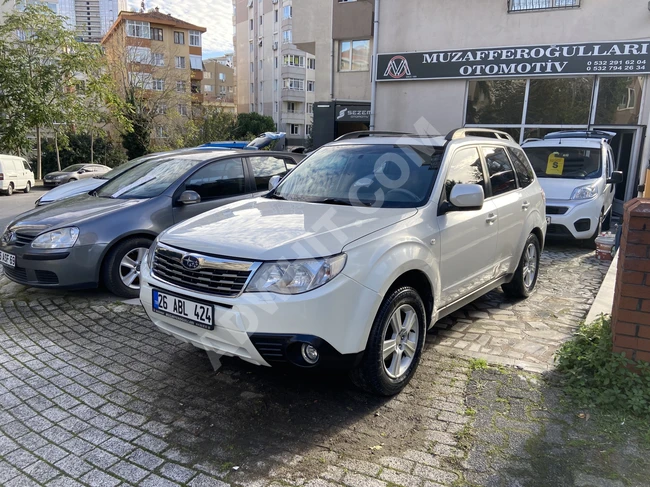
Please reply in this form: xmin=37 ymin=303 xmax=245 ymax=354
xmin=486 ymin=213 xmax=498 ymax=224
xmin=522 ymin=201 xmax=530 ymax=210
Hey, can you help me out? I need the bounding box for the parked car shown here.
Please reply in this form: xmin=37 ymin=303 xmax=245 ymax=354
xmin=0 ymin=154 xmax=35 ymax=195
xmin=139 ymin=129 xmax=547 ymax=396
xmin=36 ymin=153 xmax=174 ymax=206
xmin=522 ymin=130 xmax=623 ymax=245
xmin=43 ymin=163 xmax=111 ymax=187
xmin=0 ymin=149 xmax=303 ymax=298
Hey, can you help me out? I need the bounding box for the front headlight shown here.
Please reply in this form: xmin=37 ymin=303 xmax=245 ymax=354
xmin=31 ymin=227 xmax=79 ymax=249
xmin=245 ymin=254 xmax=347 ymax=294
xmin=571 ymin=184 xmax=599 ymax=200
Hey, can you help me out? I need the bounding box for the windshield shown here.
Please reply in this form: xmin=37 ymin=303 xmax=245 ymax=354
xmin=96 ymin=156 xmax=204 ymax=199
xmin=272 ymin=144 xmax=444 ymax=208
xmin=62 ymin=164 xmax=85 ymax=172
xmin=100 ymin=155 xmax=156 ymax=180
xmin=524 ymin=146 xmax=602 ymax=179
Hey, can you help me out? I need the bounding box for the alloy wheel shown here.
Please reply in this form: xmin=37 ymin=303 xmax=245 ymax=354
xmin=119 ymin=247 xmax=148 ymax=290
xmin=382 ymin=304 xmax=420 ymax=379
xmin=522 ymin=242 xmax=538 ymax=290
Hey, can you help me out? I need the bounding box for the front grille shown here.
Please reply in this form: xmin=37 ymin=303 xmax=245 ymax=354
xmin=14 ymin=233 xmax=36 ymax=247
xmin=3 ymin=265 xmax=27 ymax=282
xmin=152 ymin=245 xmax=255 ymax=297
xmin=249 ymin=335 xmax=288 ymax=363
xmin=546 ymin=206 xmax=568 ymax=215
xmin=35 ymin=270 xmax=59 ymax=284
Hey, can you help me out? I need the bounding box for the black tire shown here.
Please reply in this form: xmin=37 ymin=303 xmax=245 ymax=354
xmin=502 ymin=233 xmax=540 ymax=299
xmin=602 ymin=210 xmax=611 ymax=232
xmin=5 ymin=183 xmax=13 ymax=196
xmin=102 ymin=237 xmax=153 ymax=298
xmin=23 ymin=181 xmax=31 ymax=193
xmin=585 ymin=211 xmax=604 ymax=249
xmin=350 ymin=286 xmax=427 ymax=396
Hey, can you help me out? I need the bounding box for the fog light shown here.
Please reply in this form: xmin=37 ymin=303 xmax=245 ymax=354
xmin=301 ymin=343 xmax=319 ymax=364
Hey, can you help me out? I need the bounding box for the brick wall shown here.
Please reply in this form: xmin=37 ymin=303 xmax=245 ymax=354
xmin=612 ymin=198 xmax=650 ymax=362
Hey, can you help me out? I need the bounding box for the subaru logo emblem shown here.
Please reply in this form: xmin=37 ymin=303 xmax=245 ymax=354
xmin=181 ymin=255 xmax=200 ymax=270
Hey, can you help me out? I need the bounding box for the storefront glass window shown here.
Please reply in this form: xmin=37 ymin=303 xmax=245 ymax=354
xmin=595 ymin=77 xmax=644 ymax=125
xmin=526 ymin=77 xmax=594 ymax=125
xmin=466 ymin=80 xmax=526 ymax=124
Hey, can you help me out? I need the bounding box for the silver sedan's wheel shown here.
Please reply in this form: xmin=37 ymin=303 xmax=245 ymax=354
xmin=382 ymin=304 xmax=419 ymax=379
xmin=119 ymin=247 xmax=148 ymax=290
xmin=522 ymin=242 xmax=538 ymax=290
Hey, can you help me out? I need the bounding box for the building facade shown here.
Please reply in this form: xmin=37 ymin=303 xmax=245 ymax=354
xmin=374 ymin=0 xmax=650 ymax=211
xmin=292 ymin=0 xmax=374 ymax=148
xmin=58 ymin=0 xmax=126 ymax=42
xmin=233 ymin=0 xmax=315 ymax=145
xmin=101 ymin=10 xmax=206 ymax=143
xmin=202 ymin=58 xmax=236 ymax=113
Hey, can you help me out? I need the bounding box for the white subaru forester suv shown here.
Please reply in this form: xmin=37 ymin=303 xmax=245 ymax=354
xmin=140 ymin=129 xmax=547 ymax=395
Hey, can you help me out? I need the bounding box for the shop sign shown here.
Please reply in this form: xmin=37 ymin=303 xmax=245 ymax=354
xmin=377 ymin=41 xmax=650 ymax=81
xmin=335 ymin=105 xmax=371 ymax=122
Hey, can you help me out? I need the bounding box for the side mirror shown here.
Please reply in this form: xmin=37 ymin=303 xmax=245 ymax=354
xmin=178 ymin=190 xmax=201 ymax=205
xmin=449 ymin=184 xmax=484 ymax=210
xmin=78 ymin=169 xmax=85 ymax=174
xmin=607 ymin=171 xmax=623 ymax=185
xmin=268 ymin=175 xmax=282 ymax=191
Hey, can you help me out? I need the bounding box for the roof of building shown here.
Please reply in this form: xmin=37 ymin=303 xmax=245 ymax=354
xmin=102 ymin=9 xmax=207 ymax=44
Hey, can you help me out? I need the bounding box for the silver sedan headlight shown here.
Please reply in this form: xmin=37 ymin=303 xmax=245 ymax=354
xmin=245 ymin=254 xmax=347 ymax=295
xmin=31 ymin=227 xmax=79 ymax=249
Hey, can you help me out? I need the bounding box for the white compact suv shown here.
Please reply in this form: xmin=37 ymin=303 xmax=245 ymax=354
xmin=140 ymin=129 xmax=547 ymax=395
xmin=522 ymin=131 xmax=623 ymax=244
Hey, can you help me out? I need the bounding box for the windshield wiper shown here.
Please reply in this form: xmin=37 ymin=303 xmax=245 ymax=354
xmin=267 ymin=193 xmax=286 ymax=200
xmin=313 ymin=198 xmax=353 ymax=206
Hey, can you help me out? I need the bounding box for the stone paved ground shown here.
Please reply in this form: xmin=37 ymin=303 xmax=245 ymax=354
xmin=0 ymin=244 xmax=626 ymax=486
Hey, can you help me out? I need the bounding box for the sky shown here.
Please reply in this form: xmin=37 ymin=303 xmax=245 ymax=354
xmin=126 ymin=0 xmax=234 ymax=59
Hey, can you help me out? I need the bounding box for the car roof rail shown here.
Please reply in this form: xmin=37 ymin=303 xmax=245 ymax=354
xmin=334 ymin=131 xmax=421 ymax=141
xmin=522 ymin=138 xmax=542 ymax=144
xmin=445 ymin=128 xmax=515 ymax=142
xmin=542 ymin=130 xmax=616 ymax=141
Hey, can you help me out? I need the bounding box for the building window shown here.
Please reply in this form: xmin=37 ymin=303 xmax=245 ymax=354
xmin=151 ymin=27 xmax=163 ymax=41
xmin=189 ymin=30 xmax=201 ymax=46
xmin=250 ymin=83 xmax=254 ymax=93
xmin=527 ymin=77 xmax=593 ymax=125
xmin=307 ymin=102 xmax=313 ymax=114
xmin=275 ymin=57 xmax=278 ymax=69
xmin=259 ymin=15 xmax=262 ymax=25
xmin=340 ymin=39 xmax=370 ymax=71
xmin=152 ymin=78 xmax=164 ymax=91
xmin=191 ymin=81 xmax=201 ymax=93
xmin=250 ymin=103 xmax=254 ymax=112
xmin=307 ymin=58 xmax=315 ymax=70
xmin=306 ymin=124 xmax=312 ymax=136
xmin=126 ymin=20 xmax=150 ymax=38
xmin=229 ymin=86 xmax=233 ymax=93
xmin=219 ymin=85 xmax=226 ymax=95
xmin=274 ymin=101 xmax=278 ymax=112
xmin=274 ymin=79 xmax=278 ymax=91
xmin=289 ymin=124 xmax=300 ymax=135
xmin=154 ymin=126 xmax=165 ymax=138
xmin=250 ymin=42 xmax=254 ymax=52
xmin=155 ymin=104 xmax=167 ymax=115
xmin=176 ymin=80 xmax=186 ymax=92
xmin=286 ymin=102 xmax=298 ymax=113
xmin=274 ymin=9 xmax=278 ymax=22
xmin=152 ymin=53 xmax=164 ymax=66
xmin=283 ymin=5 xmax=292 ymax=19
xmin=204 ymin=84 xmax=213 ymax=92
xmin=596 ymin=76 xmax=644 ymax=125
xmin=282 ymin=29 xmax=292 ymax=44
xmin=128 ymin=72 xmax=152 ymax=90
xmin=249 ymin=19 xmax=253 ymax=30
xmin=283 ymin=78 xmax=304 ymax=90
xmin=178 ymin=104 xmax=188 ymax=116
xmin=307 ymin=81 xmax=315 ymax=92
xmin=219 ymin=72 xmax=226 ymax=81
xmin=190 ymin=55 xmax=202 ymax=70
xmin=174 ymin=31 xmax=184 ymax=44
xmin=466 ymin=80 xmax=526 ymax=125
xmin=127 ymin=46 xmax=151 ymax=64
xmin=204 ymin=71 xmax=212 ymax=79
xmin=508 ymin=0 xmax=579 ymax=12
xmin=283 ymin=55 xmax=304 ymax=67
xmin=339 ymin=0 xmax=357 ymax=2
xmin=259 ymin=60 xmax=263 ymax=70
xmin=175 ymin=56 xmax=186 ymax=69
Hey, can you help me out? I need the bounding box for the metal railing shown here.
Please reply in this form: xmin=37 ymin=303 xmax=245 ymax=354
xmin=508 ymin=0 xmax=580 ymax=12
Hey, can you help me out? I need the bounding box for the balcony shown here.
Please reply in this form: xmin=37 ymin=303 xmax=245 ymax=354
xmin=281 ymin=110 xmax=305 ymax=123
xmin=281 ymin=88 xmax=305 ymax=102
xmin=508 ymin=0 xmax=579 ymax=12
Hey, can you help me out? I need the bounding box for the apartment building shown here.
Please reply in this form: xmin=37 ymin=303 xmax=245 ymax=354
xmin=102 ymin=10 xmax=206 ymax=140
xmin=233 ymin=0 xmax=315 ymax=145
xmin=202 ymin=58 xmax=236 ymax=113
xmin=59 ymin=0 xmax=125 ymax=42
xmin=292 ymin=0 xmax=374 ymax=148
xmin=1 ymin=0 xmax=60 ymax=21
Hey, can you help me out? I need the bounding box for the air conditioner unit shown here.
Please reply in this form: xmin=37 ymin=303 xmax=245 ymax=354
xmin=272 ymin=42 xmax=278 ymax=50
xmin=272 ymin=0 xmax=278 ymax=4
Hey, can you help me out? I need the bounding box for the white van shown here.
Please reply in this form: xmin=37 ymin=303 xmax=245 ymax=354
xmin=0 ymin=155 xmax=35 ymax=196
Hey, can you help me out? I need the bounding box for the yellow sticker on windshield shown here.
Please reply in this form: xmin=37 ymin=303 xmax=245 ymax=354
xmin=547 ymin=153 xmax=565 ymax=175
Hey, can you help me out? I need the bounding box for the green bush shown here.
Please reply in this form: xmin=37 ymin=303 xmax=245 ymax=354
xmin=555 ymin=315 xmax=650 ymax=415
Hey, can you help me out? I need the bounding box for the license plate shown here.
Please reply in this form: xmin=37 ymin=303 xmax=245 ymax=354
xmin=152 ymin=289 xmax=214 ymax=330
xmin=546 ymin=216 xmax=551 ymax=225
xmin=0 ymin=250 xmax=15 ymax=268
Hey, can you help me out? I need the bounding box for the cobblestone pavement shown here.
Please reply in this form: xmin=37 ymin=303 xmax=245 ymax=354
xmin=0 ymin=244 xmax=613 ymax=486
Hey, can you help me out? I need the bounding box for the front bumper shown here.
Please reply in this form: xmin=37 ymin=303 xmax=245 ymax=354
xmin=545 ymin=197 xmax=602 ymax=240
xmin=0 ymin=242 xmax=106 ymax=289
xmin=139 ymin=257 xmax=381 ymax=369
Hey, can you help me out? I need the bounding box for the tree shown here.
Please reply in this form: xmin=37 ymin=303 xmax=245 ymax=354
xmin=0 ymin=4 xmax=127 ymax=179
xmin=233 ymin=112 xmax=276 ymax=139
xmin=188 ymin=107 xmax=237 ymax=146
xmin=41 ymin=132 xmax=127 ymax=175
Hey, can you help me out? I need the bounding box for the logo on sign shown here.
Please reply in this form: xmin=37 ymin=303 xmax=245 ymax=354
xmin=337 ymin=108 xmax=348 ymax=120
xmin=384 ymin=55 xmax=411 ymax=79
xmin=181 ymin=255 xmax=200 ymax=270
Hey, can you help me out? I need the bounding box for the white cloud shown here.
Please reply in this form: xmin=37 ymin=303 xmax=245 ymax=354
xmin=127 ymin=0 xmax=234 ymax=56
